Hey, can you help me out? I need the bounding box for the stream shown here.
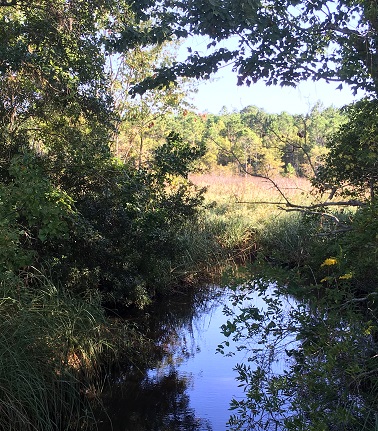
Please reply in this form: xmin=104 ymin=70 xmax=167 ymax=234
xmin=95 ymin=280 xmax=378 ymax=431
xmin=95 ymin=285 xmax=254 ymax=431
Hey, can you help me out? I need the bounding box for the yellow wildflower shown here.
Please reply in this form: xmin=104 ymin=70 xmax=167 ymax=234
xmin=364 ymin=325 xmax=375 ymax=336
xmin=321 ymin=258 xmax=338 ymax=267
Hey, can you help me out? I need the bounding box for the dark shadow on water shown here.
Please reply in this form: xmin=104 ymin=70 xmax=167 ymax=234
xmin=95 ymin=286 xmax=225 ymax=431
xmin=96 ymin=369 xmax=212 ymax=431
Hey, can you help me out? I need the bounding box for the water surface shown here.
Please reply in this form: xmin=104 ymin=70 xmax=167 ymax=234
xmin=96 ymin=286 xmax=248 ymax=431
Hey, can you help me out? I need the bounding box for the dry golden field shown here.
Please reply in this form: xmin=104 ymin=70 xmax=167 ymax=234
xmin=187 ymin=172 xmax=315 ymax=257
xmin=189 ymin=172 xmax=313 ymax=207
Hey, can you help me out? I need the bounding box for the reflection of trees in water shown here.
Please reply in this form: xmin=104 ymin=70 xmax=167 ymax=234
xmin=134 ymin=285 xmax=225 ymax=371
xmin=97 ymin=370 xmax=212 ymax=431
xmin=220 ymin=283 xmax=378 ymax=431
xmin=96 ymin=286 xmax=222 ymax=430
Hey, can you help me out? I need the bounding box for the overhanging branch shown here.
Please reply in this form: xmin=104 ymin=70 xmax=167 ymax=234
xmin=209 ymin=137 xmax=365 ymax=233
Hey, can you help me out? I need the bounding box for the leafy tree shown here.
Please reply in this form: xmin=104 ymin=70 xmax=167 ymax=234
xmin=314 ymin=98 xmax=378 ymax=201
xmin=202 ymin=114 xmax=232 ymax=168
xmin=109 ymin=42 xmax=195 ymax=164
xmin=239 ymin=105 xmax=342 ymax=177
xmin=240 ymin=106 xmax=283 ymax=173
xmin=167 ymin=105 xmax=343 ymax=176
xmin=0 ymin=0 xmax=115 ymax=277
xmin=0 ymin=1 xmax=207 ymax=306
xmin=302 ymin=103 xmax=346 ymax=175
xmin=129 ymin=0 xmax=378 ymax=98
xmin=167 ymin=110 xmax=210 ymax=166
xmin=306 ymin=103 xmax=346 ymax=149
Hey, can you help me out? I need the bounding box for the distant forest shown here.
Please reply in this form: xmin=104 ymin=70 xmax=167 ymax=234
xmin=117 ymin=103 xmax=345 ymax=178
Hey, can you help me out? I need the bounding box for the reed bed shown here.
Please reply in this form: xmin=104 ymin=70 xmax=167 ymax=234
xmin=0 ymin=271 xmax=113 ymax=431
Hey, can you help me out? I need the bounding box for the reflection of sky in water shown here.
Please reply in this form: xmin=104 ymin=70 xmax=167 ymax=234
xmin=147 ymin=285 xmax=298 ymax=430
xmin=147 ymin=290 xmax=249 ymax=430
xmin=183 ymin=306 xmax=245 ymax=429
xmin=97 ymin=285 xmax=297 ymax=431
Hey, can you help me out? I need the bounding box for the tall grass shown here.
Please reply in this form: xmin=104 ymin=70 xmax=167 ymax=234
xmin=186 ymin=173 xmax=313 ymax=266
xmin=190 ymin=172 xmax=312 ymax=204
xmin=0 ymin=270 xmax=112 ymax=431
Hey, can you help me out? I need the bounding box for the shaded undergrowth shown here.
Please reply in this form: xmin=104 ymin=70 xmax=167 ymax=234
xmin=0 ymin=270 xmax=114 ymax=431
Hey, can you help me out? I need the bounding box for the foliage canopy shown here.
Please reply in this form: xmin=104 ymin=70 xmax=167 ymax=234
xmin=127 ymin=0 xmax=378 ymax=98
xmin=314 ymin=98 xmax=378 ymax=201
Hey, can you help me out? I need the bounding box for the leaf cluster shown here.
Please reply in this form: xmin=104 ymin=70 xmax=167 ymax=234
xmin=219 ymin=271 xmax=378 ymax=431
xmin=127 ymin=0 xmax=378 ymax=99
xmin=313 ymin=98 xmax=378 ymax=201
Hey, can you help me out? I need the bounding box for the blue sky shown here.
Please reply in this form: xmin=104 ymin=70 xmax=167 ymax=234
xmin=187 ymin=66 xmax=364 ymax=115
xmin=178 ymin=37 xmax=364 ymax=115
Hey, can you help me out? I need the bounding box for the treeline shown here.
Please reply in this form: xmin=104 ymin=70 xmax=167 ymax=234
xmin=116 ymin=103 xmax=345 ymax=177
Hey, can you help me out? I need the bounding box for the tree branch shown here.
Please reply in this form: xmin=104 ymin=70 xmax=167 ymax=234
xmin=325 ymin=23 xmax=365 ymax=38
xmin=209 ymin=137 xmax=365 ymax=225
xmin=237 ymin=201 xmax=288 ymax=205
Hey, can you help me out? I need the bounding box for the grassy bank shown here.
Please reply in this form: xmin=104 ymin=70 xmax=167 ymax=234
xmin=189 ymin=172 xmax=370 ymax=292
xmin=0 ymin=271 xmax=115 ymax=431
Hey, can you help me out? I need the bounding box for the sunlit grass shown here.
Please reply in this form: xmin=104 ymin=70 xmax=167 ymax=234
xmin=188 ymin=173 xmax=312 ymax=256
xmin=190 ymin=172 xmax=313 ymax=225
xmin=190 ymin=172 xmax=312 ymax=207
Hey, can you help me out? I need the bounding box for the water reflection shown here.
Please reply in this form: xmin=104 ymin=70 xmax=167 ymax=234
xmin=96 ymin=279 xmax=378 ymax=431
xmin=96 ymin=286 xmax=244 ymax=431
xmin=97 ymin=369 xmax=211 ymax=431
